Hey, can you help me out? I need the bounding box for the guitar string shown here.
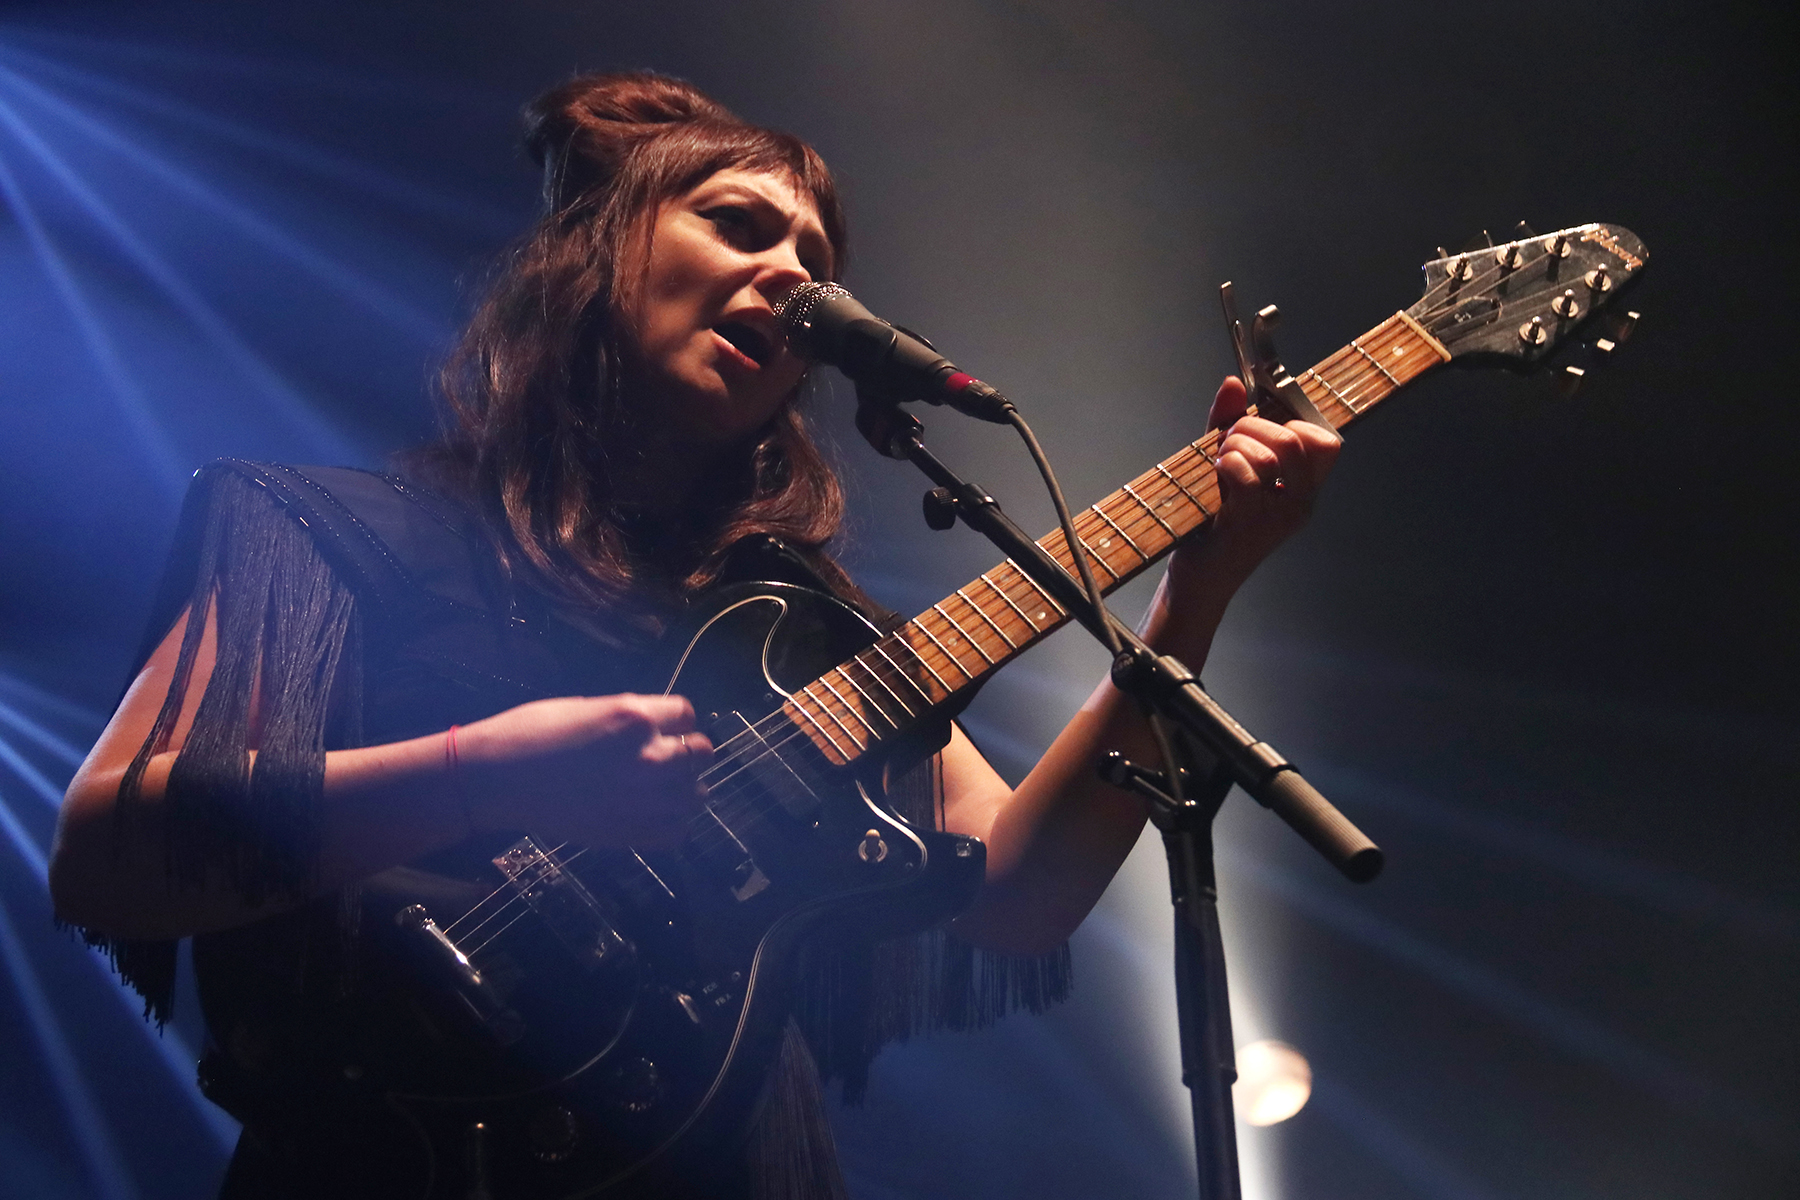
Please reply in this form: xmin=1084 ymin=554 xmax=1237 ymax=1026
xmin=443 ymin=842 xmax=592 ymax=941
xmin=674 ymin=331 xmax=1418 ymax=850
xmin=435 ymin=325 xmax=1431 ymax=943
xmin=685 ymin=319 xmax=1434 ymax=846
xmin=1411 ymin=235 xmax=1622 ymax=333
xmin=686 ymin=435 xmax=1230 ymax=811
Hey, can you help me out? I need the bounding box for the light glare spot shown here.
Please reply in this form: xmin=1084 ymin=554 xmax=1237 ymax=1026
xmin=1235 ymin=1039 xmax=1312 ymax=1127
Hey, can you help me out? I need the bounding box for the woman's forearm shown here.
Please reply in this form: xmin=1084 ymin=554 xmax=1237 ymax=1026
xmin=51 ymin=733 xmax=469 ymax=940
xmin=946 ymin=555 xmax=1244 ymax=954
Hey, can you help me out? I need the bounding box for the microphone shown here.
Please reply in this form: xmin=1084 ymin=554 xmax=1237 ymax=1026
xmin=773 ymin=282 xmax=1014 ymax=424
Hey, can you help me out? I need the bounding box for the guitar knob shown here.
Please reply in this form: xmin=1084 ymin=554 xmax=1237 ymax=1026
xmin=526 ymin=1106 xmax=583 ymax=1163
xmin=1585 ymin=265 xmax=1613 ymax=293
xmin=1551 ymin=289 xmax=1582 ymax=319
xmin=605 ymin=1057 xmax=664 ymax=1115
xmin=1517 ymin=316 xmax=1549 ymax=346
xmin=857 ymin=829 xmax=890 ymax=864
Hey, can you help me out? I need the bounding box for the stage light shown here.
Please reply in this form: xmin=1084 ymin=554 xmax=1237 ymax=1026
xmin=1235 ymin=1039 xmax=1312 ymax=1127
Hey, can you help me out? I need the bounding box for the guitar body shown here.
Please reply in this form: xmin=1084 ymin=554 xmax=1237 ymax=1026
xmin=341 ymin=582 xmax=984 ymax=1198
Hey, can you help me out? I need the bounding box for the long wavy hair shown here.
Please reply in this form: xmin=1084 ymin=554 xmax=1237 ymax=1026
xmin=414 ymin=72 xmax=854 ymax=626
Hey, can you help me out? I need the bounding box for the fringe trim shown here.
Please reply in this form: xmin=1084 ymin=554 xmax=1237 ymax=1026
xmin=745 ymin=1022 xmax=851 ymax=1200
xmin=82 ymin=469 xmax=358 ymax=1023
xmin=795 ymin=752 xmax=1074 ymax=1104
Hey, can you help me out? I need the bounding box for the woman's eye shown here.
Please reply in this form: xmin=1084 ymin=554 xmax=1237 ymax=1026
xmin=704 ymin=206 xmax=752 ymax=234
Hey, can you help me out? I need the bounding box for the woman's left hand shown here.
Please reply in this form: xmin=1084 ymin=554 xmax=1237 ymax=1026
xmin=1167 ymin=375 xmax=1342 ymax=597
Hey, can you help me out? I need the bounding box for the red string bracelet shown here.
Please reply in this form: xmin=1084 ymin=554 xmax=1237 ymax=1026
xmin=446 ymin=724 xmax=471 ymax=833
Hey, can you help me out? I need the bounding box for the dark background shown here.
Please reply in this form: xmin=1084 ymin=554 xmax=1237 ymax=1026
xmin=0 ymin=2 xmax=1794 ymax=1198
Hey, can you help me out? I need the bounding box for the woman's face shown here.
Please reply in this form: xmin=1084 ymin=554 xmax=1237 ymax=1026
xmin=627 ymin=167 xmax=833 ymax=453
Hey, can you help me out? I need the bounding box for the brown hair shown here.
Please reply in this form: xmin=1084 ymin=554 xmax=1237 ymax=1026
xmin=417 ymin=71 xmax=854 ymax=624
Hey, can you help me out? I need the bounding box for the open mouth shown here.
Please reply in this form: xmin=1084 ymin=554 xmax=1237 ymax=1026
xmin=714 ymin=322 xmax=773 ymax=367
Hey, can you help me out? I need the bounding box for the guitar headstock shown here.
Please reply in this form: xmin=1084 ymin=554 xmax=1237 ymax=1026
xmin=1407 ymin=223 xmax=1646 ymax=378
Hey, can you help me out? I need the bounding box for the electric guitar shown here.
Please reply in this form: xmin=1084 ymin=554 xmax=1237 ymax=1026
xmin=345 ymin=222 xmax=1647 ymax=1197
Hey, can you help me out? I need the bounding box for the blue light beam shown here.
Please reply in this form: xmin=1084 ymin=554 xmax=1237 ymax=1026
xmin=0 ymin=894 xmax=142 ymax=1200
xmin=0 ymin=141 xmax=186 ymax=488
xmin=1223 ymin=846 xmax=1796 ymax=1154
xmin=0 ymin=41 xmax=519 ymax=238
xmin=0 ymin=757 xmax=241 ymax=1153
xmin=0 ymin=91 xmax=359 ymax=464
xmin=0 ymin=59 xmax=450 ymax=344
xmin=0 ymin=695 xmax=90 ymax=769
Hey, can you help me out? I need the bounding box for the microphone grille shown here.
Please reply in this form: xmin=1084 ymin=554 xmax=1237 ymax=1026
xmin=773 ymin=282 xmax=850 ymax=355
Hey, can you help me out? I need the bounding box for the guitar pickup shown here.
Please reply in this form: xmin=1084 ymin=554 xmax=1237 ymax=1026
xmin=492 ymin=837 xmax=630 ymax=969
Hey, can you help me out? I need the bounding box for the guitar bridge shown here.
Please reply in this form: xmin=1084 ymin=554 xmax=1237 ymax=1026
xmin=492 ymin=837 xmax=630 ymax=970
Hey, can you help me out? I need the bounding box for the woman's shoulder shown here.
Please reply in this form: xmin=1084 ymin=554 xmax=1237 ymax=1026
xmin=183 ymin=458 xmax=496 ymax=619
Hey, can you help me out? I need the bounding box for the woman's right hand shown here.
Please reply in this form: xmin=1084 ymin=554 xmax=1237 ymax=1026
xmin=452 ymin=694 xmax=713 ymax=849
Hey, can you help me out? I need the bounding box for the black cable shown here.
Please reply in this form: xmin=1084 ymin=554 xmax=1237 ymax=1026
xmin=1003 ymin=407 xmax=1189 ymax=805
xmin=1002 ymin=408 xmax=1126 ymax=657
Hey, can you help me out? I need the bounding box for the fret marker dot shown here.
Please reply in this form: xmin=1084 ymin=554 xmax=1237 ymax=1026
xmin=1036 ymin=612 xmax=1047 ymax=621
xmin=1099 ymin=538 xmax=1111 ymax=548
xmin=1392 ymin=345 xmax=1405 ymax=357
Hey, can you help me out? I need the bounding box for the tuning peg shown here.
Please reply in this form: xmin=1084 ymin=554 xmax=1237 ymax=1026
xmin=1605 ymin=310 xmax=1640 ymax=343
xmin=1518 ymin=315 xmax=1549 ymax=346
xmin=1554 ymin=364 xmax=1586 ymax=397
xmin=1460 ymin=230 xmax=1494 ymax=253
xmin=1584 ymin=265 xmax=1613 ymax=293
xmin=1495 ymin=243 xmax=1524 ymax=270
xmin=1513 ymin=220 xmax=1538 ymax=239
xmin=1435 ymin=245 xmax=1451 ymax=260
xmin=1552 ymin=288 xmax=1582 ymax=319
xmin=1545 ymin=232 xmax=1572 ymax=259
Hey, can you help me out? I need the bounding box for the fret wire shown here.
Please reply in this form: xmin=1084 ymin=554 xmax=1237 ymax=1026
xmin=788 ymin=693 xmax=849 ymax=759
xmin=804 ymin=681 xmax=866 ymax=751
xmin=1068 ymin=529 xmax=1121 ymax=582
xmin=913 ymin=617 xmax=972 ymax=683
xmin=1091 ymin=504 xmax=1146 ymax=559
xmin=1007 ymin=559 xmax=1068 ymax=623
xmin=934 ymin=602 xmax=997 ymax=666
xmin=870 ymin=640 xmax=937 ymax=706
xmin=815 ymin=673 xmax=875 ymax=745
xmin=1350 ymin=334 xmax=1400 ymax=386
xmin=734 ymin=317 xmax=1449 ymax=787
xmin=1156 ymin=463 xmax=1213 ymax=517
xmin=956 ymin=586 xmax=1018 ymax=649
xmin=892 ymin=629 xmax=954 ymax=694
xmin=842 ymin=658 xmax=914 ymax=723
xmin=1120 ymin=482 xmax=1178 ymax=538
xmin=836 ymin=663 xmax=904 ymax=728
xmin=1302 ymin=367 xmax=1361 ymax=414
xmin=981 ymin=570 xmax=1042 ymax=633
xmin=1320 ymin=348 xmax=1387 ymax=407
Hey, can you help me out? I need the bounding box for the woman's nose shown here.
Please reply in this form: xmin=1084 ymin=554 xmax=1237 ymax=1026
xmin=753 ymin=240 xmax=812 ymax=298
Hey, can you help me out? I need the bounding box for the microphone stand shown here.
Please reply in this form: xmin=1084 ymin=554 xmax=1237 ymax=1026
xmin=852 ymin=391 xmax=1382 ymax=1200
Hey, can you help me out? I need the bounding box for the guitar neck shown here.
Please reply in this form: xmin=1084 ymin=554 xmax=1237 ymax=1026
xmin=782 ymin=311 xmax=1452 ymax=768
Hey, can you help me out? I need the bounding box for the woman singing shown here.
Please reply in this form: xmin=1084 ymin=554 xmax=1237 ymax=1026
xmin=51 ymin=71 xmax=1338 ymax=1199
